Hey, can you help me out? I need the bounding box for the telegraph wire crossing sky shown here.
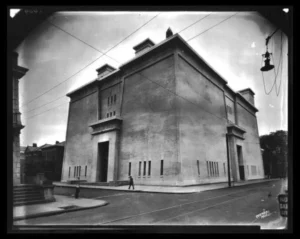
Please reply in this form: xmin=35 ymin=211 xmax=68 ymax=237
xmin=15 ymin=11 xmax=288 ymax=147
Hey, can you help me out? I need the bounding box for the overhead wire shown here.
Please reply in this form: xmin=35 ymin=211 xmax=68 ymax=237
xmin=20 ymin=13 xmax=160 ymax=109
xmin=24 ymin=12 xmax=244 ymax=123
xmin=22 ymin=95 xmax=66 ymax=114
xmin=21 ymin=12 xmax=212 ymax=117
xmin=274 ymin=31 xmax=284 ymax=96
xmin=177 ymin=13 xmax=212 ymax=34
xmin=23 ymin=101 xmax=69 ymax=120
xmin=187 ymin=12 xmax=239 ymax=42
xmin=261 ymin=30 xmax=284 ymax=96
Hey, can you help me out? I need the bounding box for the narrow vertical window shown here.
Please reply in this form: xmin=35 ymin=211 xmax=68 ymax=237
xmin=213 ymin=162 xmax=216 ymax=177
xmin=215 ymin=162 xmax=217 ymax=177
xmin=74 ymin=166 xmax=76 ymax=177
xmin=197 ymin=160 xmax=200 ymax=175
xmin=85 ymin=165 xmax=87 ymax=177
xmin=113 ymin=111 xmax=116 ymax=116
xmin=148 ymin=161 xmax=151 ymax=176
xmin=207 ymin=161 xmax=209 ymax=176
xmin=209 ymin=162 xmax=212 ymax=177
xmin=79 ymin=166 xmax=81 ymax=177
xmin=110 ymin=112 xmax=112 ymax=117
xmin=128 ymin=162 xmax=131 ymax=176
xmin=69 ymin=167 xmax=71 ymax=178
xmin=114 ymin=94 xmax=116 ymax=103
xmin=143 ymin=161 xmax=146 ymax=176
xmin=138 ymin=162 xmax=141 ymax=176
xmin=107 ymin=113 xmax=109 ymax=118
xmin=160 ymin=160 xmax=164 ymax=176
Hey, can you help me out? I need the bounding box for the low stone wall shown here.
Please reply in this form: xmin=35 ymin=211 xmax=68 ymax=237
xmin=54 ymin=185 xmax=133 ymax=198
xmin=43 ymin=185 xmax=56 ymax=202
xmin=67 ymin=180 xmax=87 ymax=184
xmin=108 ymin=180 xmax=129 ymax=186
xmin=24 ymin=173 xmax=46 ymax=185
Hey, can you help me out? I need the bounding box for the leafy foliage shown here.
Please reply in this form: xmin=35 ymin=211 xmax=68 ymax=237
xmin=260 ymin=130 xmax=288 ymax=178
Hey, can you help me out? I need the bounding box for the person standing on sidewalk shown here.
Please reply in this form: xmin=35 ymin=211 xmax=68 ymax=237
xmin=128 ymin=175 xmax=134 ymax=190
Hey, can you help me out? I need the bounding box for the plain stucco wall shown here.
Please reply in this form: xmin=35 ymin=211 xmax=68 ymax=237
xmin=225 ymin=96 xmax=236 ymax=124
xmin=119 ymin=55 xmax=179 ymax=185
xmin=176 ymin=55 xmax=229 ymax=185
xmin=240 ymin=92 xmax=255 ymax=105
xmin=236 ymin=103 xmax=264 ymax=180
xmin=61 ymin=87 xmax=98 ymax=182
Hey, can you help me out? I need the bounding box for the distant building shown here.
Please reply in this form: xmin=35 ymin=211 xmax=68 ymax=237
xmin=41 ymin=141 xmax=65 ymax=181
xmin=61 ymin=30 xmax=264 ymax=186
xmin=24 ymin=143 xmax=43 ymax=184
xmin=12 ymin=52 xmax=28 ymax=185
xmin=24 ymin=141 xmax=65 ymax=184
xmin=19 ymin=146 xmax=26 ymax=183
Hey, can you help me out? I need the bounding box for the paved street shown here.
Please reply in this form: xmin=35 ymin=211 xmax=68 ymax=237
xmin=14 ymin=179 xmax=288 ymax=229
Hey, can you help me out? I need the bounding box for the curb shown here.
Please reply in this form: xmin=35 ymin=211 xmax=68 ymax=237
xmin=54 ymin=179 xmax=280 ymax=195
xmin=13 ymin=201 xmax=109 ymax=221
xmin=106 ymin=179 xmax=281 ymax=194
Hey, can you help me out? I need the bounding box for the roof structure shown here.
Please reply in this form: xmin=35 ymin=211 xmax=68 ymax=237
xmin=132 ymin=38 xmax=155 ymax=51
xmin=25 ymin=146 xmax=41 ymax=153
xmin=238 ymin=88 xmax=256 ymax=95
xmin=66 ymin=32 xmax=258 ymax=112
xmin=42 ymin=141 xmax=65 ymax=149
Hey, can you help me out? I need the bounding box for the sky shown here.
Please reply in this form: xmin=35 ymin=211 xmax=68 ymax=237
xmin=13 ymin=10 xmax=288 ymax=147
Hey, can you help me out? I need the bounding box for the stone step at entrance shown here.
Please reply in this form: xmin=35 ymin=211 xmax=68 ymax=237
xmin=13 ymin=184 xmax=48 ymax=206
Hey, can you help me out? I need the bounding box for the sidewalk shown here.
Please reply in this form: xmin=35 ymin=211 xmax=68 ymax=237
xmin=13 ymin=195 xmax=108 ymax=221
xmin=54 ymin=178 xmax=280 ymax=194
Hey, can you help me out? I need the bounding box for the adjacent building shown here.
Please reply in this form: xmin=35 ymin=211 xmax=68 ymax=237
xmin=24 ymin=141 xmax=65 ymax=184
xmin=19 ymin=146 xmax=26 ymax=183
xmin=41 ymin=141 xmax=65 ymax=181
xmin=12 ymin=52 xmax=28 ymax=185
xmin=61 ymin=30 xmax=264 ymax=186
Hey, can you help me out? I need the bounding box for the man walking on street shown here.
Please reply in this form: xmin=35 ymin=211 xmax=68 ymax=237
xmin=128 ymin=175 xmax=134 ymax=190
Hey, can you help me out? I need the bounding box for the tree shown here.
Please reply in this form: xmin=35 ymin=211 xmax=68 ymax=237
xmin=260 ymin=130 xmax=288 ymax=178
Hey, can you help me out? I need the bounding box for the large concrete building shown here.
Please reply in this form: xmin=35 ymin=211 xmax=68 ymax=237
xmin=12 ymin=52 xmax=28 ymax=185
xmin=61 ymin=30 xmax=264 ymax=186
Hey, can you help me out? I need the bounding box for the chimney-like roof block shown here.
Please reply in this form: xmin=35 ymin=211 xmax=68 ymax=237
xmin=238 ymin=88 xmax=255 ymax=96
xmin=96 ymin=64 xmax=116 ymax=77
xmin=133 ymin=38 xmax=155 ymax=54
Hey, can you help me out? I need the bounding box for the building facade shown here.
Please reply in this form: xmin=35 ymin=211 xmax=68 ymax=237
xmin=24 ymin=141 xmax=65 ymax=184
xmin=61 ymin=31 xmax=264 ymax=186
xmin=20 ymin=146 xmax=26 ymax=183
xmin=12 ymin=52 xmax=28 ymax=185
xmin=41 ymin=141 xmax=65 ymax=181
